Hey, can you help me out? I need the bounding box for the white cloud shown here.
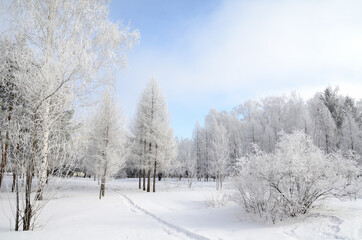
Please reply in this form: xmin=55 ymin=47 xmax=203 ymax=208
xmin=117 ymin=0 xmax=362 ymax=136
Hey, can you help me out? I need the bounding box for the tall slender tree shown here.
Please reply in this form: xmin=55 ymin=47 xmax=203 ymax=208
xmin=88 ymin=89 xmax=125 ymax=199
xmin=132 ymin=77 xmax=175 ymax=192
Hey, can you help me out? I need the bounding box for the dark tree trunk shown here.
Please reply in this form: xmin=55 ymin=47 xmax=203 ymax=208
xmin=99 ymin=176 xmax=106 ymax=199
xmin=147 ymin=169 xmax=151 ymax=192
xmin=15 ymin=172 xmax=19 ymax=231
xmin=0 ymin=133 xmax=9 ymax=189
xmin=147 ymin=142 xmax=152 ymax=192
xmin=153 ymin=161 xmax=156 ymax=192
xmin=99 ymin=159 xmax=108 ymax=199
xmin=142 ymin=169 xmax=146 ymax=191
xmin=0 ymin=103 xmax=13 ymax=189
xmin=0 ymin=155 xmax=4 ymax=189
xmin=46 ymin=169 xmax=50 ymax=183
xmin=35 ymin=186 xmax=43 ymax=201
xmin=23 ymin=166 xmax=33 ymax=231
xmin=23 ymin=113 xmax=38 ymax=231
xmin=138 ymin=169 xmax=141 ymax=189
xmin=142 ymin=140 xmax=146 ymax=191
xmin=11 ymin=172 xmax=16 ymax=192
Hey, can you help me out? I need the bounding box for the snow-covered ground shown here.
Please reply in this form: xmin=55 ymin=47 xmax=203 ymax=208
xmin=1 ymin=177 xmax=362 ymax=240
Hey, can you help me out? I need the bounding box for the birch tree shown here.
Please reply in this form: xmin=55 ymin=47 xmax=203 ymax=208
xmin=2 ymin=0 xmax=138 ymax=230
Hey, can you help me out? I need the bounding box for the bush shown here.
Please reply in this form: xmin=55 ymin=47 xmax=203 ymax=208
xmin=207 ymin=192 xmax=229 ymax=208
xmin=234 ymin=131 xmax=360 ymax=223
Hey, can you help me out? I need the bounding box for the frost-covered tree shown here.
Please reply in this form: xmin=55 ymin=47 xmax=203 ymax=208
xmin=131 ymin=78 xmax=175 ymax=192
xmin=192 ymin=122 xmax=206 ymax=180
xmin=206 ymin=113 xmax=230 ymax=190
xmin=308 ymin=94 xmax=337 ymax=153
xmin=0 ymin=37 xmax=31 ymax=189
xmin=177 ymin=138 xmax=196 ymax=188
xmin=340 ymin=97 xmax=361 ymax=152
xmin=321 ymin=87 xmax=344 ymax=130
xmin=259 ymin=96 xmax=287 ymax=151
xmin=234 ymin=131 xmax=360 ymax=223
xmin=0 ymin=42 xmax=77 ymax=229
xmin=87 ymin=89 xmax=125 ymax=199
xmin=1 ymin=0 xmax=138 ymax=230
xmin=236 ymin=100 xmax=263 ymax=153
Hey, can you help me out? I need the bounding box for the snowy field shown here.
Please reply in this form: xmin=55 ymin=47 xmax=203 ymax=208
xmin=1 ymin=177 xmax=362 ymax=240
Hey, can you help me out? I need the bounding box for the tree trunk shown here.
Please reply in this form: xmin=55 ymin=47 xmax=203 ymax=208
xmin=142 ymin=169 xmax=146 ymax=191
xmin=147 ymin=142 xmax=152 ymax=192
xmin=0 ymin=100 xmax=13 ymax=190
xmin=35 ymin=103 xmax=50 ymax=201
xmin=143 ymin=140 xmax=146 ymax=191
xmin=11 ymin=172 xmax=16 ymax=192
xmin=153 ymin=145 xmax=157 ymax=193
xmin=15 ymin=172 xmax=20 ymax=231
xmin=0 ymin=130 xmax=9 ymax=189
xmin=23 ymin=164 xmax=33 ymax=231
xmin=23 ymin=113 xmax=38 ymax=231
xmin=153 ymin=161 xmax=156 ymax=192
xmin=147 ymin=169 xmax=151 ymax=192
xmin=46 ymin=169 xmax=50 ymax=184
xmin=139 ymin=139 xmax=144 ymax=189
xmin=99 ymin=176 xmax=106 ymax=199
xmin=0 ymin=149 xmax=5 ymax=189
xmin=219 ymin=176 xmax=223 ymax=190
xmin=216 ymin=175 xmax=219 ymax=190
xmin=99 ymin=152 xmax=108 ymax=199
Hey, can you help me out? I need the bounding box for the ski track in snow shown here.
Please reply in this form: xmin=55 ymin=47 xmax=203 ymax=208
xmin=323 ymin=215 xmax=345 ymax=240
xmin=112 ymin=188 xmax=210 ymax=240
xmin=282 ymin=214 xmax=349 ymax=240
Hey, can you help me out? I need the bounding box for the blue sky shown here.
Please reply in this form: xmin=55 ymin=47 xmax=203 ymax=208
xmin=109 ymin=0 xmax=362 ymax=139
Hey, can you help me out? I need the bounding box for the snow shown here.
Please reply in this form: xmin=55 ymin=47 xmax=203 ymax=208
xmin=1 ymin=177 xmax=362 ymax=240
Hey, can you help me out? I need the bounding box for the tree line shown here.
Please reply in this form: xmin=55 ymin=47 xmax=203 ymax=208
xmin=160 ymin=88 xmax=362 ymax=190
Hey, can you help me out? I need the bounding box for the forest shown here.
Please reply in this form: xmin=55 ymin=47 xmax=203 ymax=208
xmin=0 ymin=0 xmax=361 ymax=239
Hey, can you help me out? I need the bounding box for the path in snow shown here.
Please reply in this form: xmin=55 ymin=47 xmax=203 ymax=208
xmin=281 ymin=213 xmax=353 ymax=240
xmin=112 ymin=189 xmax=210 ymax=240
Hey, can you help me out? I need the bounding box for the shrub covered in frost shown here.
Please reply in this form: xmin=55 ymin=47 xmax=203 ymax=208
xmin=207 ymin=192 xmax=229 ymax=208
xmin=234 ymin=131 xmax=360 ymax=223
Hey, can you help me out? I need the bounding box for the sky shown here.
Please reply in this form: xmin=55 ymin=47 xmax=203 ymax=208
xmin=110 ymin=0 xmax=362 ymax=139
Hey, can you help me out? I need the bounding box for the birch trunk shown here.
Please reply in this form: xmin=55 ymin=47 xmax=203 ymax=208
xmin=23 ymin=113 xmax=38 ymax=231
xmin=35 ymin=102 xmax=50 ymax=201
